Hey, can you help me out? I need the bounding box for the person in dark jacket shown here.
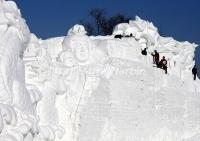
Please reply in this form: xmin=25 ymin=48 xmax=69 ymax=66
xmin=125 ymin=33 xmax=133 ymax=37
xmin=160 ymin=56 xmax=167 ymax=74
xmin=192 ymin=65 xmax=198 ymax=80
xmin=141 ymin=48 xmax=147 ymax=56
xmin=114 ymin=34 xmax=123 ymax=39
xmin=151 ymin=50 xmax=160 ymax=67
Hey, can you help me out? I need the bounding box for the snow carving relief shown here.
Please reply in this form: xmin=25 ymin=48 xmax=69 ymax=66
xmin=64 ymin=35 xmax=91 ymax=65
xmin=23 ymin=18 xmax=199 ymax=141
xmin=0 ymin=0 xmax=200 ymax=141
xmin=62 ymin=25 xmax=91 ymax=65
xmin=0 ymin=1 xmax=43 ymax=141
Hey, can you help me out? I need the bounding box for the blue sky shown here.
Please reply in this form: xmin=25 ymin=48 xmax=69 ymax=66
xmin=14 ymin=0 xmax=200 ymax=65
xmin=14 ymin=0 xmax=199 ymax=40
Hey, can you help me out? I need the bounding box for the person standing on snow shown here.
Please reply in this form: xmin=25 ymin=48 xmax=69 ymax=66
xmin=151 ymin=50 xmax=160 ymax=67
xmin=192 ymin=65 xmax=198 ymax=80
xmin=141 ymin=48 xmax=147 ymax=56
xmin=160 ymin=56 xmax=168 ymax=74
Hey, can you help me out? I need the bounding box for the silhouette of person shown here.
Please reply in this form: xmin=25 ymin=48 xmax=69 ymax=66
xmin=151 ymin=50 xmax=159 ymax=67
xmin=160 ymin=56 xmax=167 ymax=74
xmin=192 ymin=65 xmax=198 ymax=80
xmin=141 ymin=48 xmax=147 ymax=56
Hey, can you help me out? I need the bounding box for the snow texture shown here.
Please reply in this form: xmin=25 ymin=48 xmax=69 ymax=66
xmin=0 ymin=1 xmax=200 ymax=141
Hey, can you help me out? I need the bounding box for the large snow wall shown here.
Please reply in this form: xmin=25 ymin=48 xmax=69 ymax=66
xmin=0 ymin=0 xmax=200 ymax=141
xmin=24 ymin=22 xmax=200 ymax=141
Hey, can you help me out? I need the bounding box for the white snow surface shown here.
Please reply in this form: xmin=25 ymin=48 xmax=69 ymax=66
xmin=0 ymin=1 xmax=200 ymax=141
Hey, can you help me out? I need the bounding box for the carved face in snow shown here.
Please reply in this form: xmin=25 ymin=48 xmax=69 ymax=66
xmin=62 ymin=34 xmax=92 ymax=65
xmin=65 ymin=35 xmax=91 ymax=64
xmin=74 ymin=40 xmax=90 ymax=62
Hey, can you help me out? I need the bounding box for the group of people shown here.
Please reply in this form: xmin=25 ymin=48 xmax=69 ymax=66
xmin=114 ymin=34 xmax=198 ymax=80
xmin=142 ymin=48 xmax=168 ymax=74
xmin=151 ymin=50 xmax=168 ymax=74
xmin=141 ymin=48 xmax=198 ymax=80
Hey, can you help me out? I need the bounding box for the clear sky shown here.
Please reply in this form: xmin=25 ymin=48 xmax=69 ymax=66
xmin=14 ymin=0 xmax=199 ymax=40
xmin=14 ymin=0 xmax=200 ymax=65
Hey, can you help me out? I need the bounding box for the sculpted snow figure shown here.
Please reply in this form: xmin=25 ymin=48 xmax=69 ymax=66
xmin=0 ymin=0 xmax=200 ymax=141
xmin=62 ymin=25 xmax=91 ymax=65
xmin=61 ymin=24 xmax=108 ymax=66
xmin=0 ymin=1 xmax=43 ymax=141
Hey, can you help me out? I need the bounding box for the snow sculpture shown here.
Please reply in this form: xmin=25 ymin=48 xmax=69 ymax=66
xmin=113 ymin=16 xmax=159 ymax=46
xmin=0 ymin=1 xmax=43 ymax=141
xmin=0 ymin=0 xmax=200 ymax=141
xmin=62 ymin=25 xmax=91 ymax=65
xmin=113 ymin=16 xmax=197 ymax=71
xmin=67 ymin=24 xmax=87 ymax=36
xmin=131 ymin=16 xmax=159 ymax=46
xmin=61 ymin=25 xmax=108 ymax=66
xmin=113 ymin=23 xmax=130 ymax=36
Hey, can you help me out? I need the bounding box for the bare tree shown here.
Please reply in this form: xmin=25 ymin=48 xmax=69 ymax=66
xmin=89 ymin=9 xmax=106 ymax=35
xmin=80 ymin=8 xmax=131 ymax=36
